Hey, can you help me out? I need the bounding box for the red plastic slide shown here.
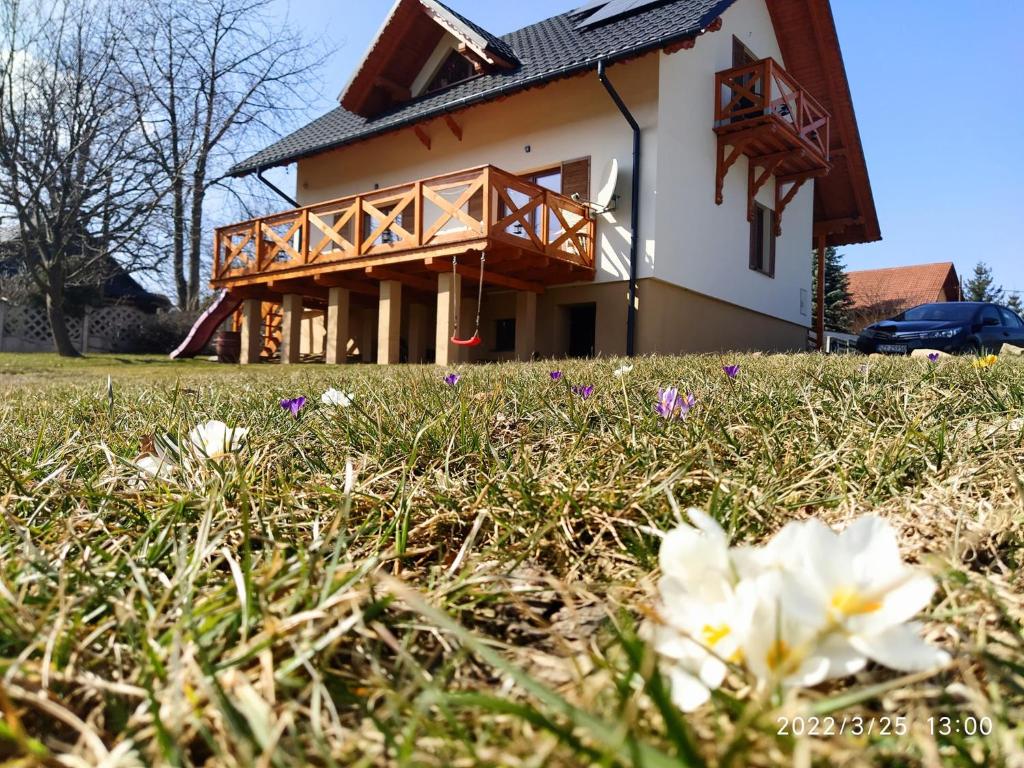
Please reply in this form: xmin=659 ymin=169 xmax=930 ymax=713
xmin=169 ymin=290 xmax=242 ymax=359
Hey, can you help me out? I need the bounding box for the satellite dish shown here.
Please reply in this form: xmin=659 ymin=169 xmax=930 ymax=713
xmin=593 ymin=158 xmax=619 ymax=213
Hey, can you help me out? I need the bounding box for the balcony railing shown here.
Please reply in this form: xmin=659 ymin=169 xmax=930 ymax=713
xmin=714 ymin=57 xmax=830 ymax=162
xmin=212 ymin=165 xmax=595 ymax=286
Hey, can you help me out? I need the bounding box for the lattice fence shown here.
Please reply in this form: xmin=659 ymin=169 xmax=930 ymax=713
xmin=0 ymin=303 xmax=151 ymax=353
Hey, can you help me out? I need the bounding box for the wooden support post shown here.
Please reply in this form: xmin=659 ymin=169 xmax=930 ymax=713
xmin=377 ymin=280 xmax=402 ymax=365
xmin=280 ymin=294 xmax=303 ymax=364
xmin=435 ymin=272 xmax=461 ymax=367
xmin=239 ymin=299 xmax=263 ymax=364
xmin=407 ymin=303 xmax=428 ymax=364
xmin=816 ymin=234 xmax=826 ymax=352
xmin=515 ymin=291 xmax=536 ymax=361
xmin=326 ymin=286 xmax=350 ymax=365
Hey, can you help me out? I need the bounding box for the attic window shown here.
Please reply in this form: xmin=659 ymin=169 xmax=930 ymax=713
xmin=426 ymin=50 xmax=475 ymax=93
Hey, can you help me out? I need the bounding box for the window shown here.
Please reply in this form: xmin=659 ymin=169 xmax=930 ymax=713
xmin=749 ymin=203 xmax=775 ymax=277
xmin=980 ymin=305 xmax=1001 ymax=326
xmin=1000 ymin=307 xmax=1023 ymax=328
xmin=500 ymin=157 xmax=591 ymax=242
xmin=426 ymin=51 xmax=475 ymax=93
xmin=494 ymin=318 xmax=516 ymax=352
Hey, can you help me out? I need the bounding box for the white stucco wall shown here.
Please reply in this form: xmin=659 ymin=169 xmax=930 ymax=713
xmin=296 ymin=54 xmax=659 ymax=286
xmin=295 ymin=0 xmax=815 ymax=329
xmin=654 ymin=0 xmax=814 ymax=327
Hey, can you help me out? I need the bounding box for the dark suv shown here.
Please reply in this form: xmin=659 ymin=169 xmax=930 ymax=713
xmin=856 ymin=302 xmax=1024 ymax=356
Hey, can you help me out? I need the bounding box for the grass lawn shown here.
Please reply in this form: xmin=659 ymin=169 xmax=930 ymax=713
xmin=0 ymin=352 xmax=1020 ymax=767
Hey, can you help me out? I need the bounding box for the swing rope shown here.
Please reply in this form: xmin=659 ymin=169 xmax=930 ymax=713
xmin=451 ymin=251 xmax=485 ymax=347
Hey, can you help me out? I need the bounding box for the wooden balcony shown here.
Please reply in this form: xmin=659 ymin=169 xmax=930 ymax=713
xmin=211 ymin=165 xmax=595 ymax=297
xmin=713 ymin=57 xmax=831 ymax=232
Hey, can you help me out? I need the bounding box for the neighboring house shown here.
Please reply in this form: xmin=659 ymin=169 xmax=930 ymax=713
xmin=848 ymin=262 xmax=960 ymax=332
xmin=0 ymin=224 xmax=170 ymax=312
xmin=209 ymin=0 xmax=879 ymax=365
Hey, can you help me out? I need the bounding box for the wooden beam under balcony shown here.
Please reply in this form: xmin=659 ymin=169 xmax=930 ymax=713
xmin=423 ymin=256 xmax=545 ymax=293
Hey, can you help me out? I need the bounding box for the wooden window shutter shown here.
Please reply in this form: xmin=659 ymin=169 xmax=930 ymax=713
xmin=560 ymin=157 xmax=591 ymax=201
xmin=749 ymin=208 xmax=759 ymax=270
xmin=767 ymin=208 xmax=776 ymax=277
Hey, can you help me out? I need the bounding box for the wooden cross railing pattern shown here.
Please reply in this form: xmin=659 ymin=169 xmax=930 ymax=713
xmin=715 ymin=57 xmax=830 ymax=162
xmin=212 ymin=165 xmax=595 ymax=284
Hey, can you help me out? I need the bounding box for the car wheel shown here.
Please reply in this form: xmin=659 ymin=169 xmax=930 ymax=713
xmin=963 ymin=341 xmax=981 ymax=356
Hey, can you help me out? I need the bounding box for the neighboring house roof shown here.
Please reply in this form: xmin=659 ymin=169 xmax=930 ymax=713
xmin=231 ymin=0 xmax=879 ymax=247
xmin=0 ymin=226 xmax=171 ymax=311
xmin=848 ymin=262 xmax=960 ymax=313
xmin=232 ymin=0 xmax=735 ymax=173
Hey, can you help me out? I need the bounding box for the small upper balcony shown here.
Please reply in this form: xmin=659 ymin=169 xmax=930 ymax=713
xmin=713 ymin=57 xmax=831 ymax=229
xmin=211 ymin=164 xmax=595 ymax=296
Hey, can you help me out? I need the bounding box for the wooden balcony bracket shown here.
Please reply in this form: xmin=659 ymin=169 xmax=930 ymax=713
xmin=715 ymin=135 xmax=752 ymax=205
xmin=747 ymin=156 xmax=784 ymax=221
xmin=413 ymin=125 xmax=431 ymax=150
xmin=773 ymin=168 xmax=828 ymax=236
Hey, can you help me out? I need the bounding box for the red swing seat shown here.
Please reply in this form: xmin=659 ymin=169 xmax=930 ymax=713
xmin=451 ymin=332 xmax=481 ymax=347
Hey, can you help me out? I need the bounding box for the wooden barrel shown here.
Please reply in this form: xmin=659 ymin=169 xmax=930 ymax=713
xmin=215 ymin=330 xmax=241 ymax=363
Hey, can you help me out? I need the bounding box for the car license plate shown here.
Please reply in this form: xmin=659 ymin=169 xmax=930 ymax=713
xmin=877 ymin=344 xmax=907 ymax=354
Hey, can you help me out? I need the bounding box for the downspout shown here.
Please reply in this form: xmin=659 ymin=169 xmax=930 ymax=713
xmin=597 ymin=60 xmax=640 ymax=358
xmin=256 ymin=169 xmax=299 ymax=208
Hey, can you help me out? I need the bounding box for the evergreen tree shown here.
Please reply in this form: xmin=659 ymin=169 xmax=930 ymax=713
xmin=811 ymin=246 xmax=854 ymax=332
xmin=1007 ymin=293 xmax=1023 ymax=314
xmin=964 ymin=262 xmax=1004 ymax=303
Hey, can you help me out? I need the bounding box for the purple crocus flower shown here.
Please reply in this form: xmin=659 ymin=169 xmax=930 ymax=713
xmin=571 ymin=384 xmax=594 ymax=400
xmin=723 ymin=364 xmax=740 ymax=380
xmin=927 ymin=352 xmax=940 ymax=363
xmin=550 ymin=370 xmax=563 ymax=381
xmin=444 ymin=373 xmax=461 ymax=386
xmin=280 ymin=396 xmax=306 ymax=418
xmin=655 ymin=387 xmax=696 ymax=420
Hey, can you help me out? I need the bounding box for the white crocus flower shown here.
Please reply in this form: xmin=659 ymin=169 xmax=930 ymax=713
xmin=188 ymin=420 xmax=247 ymax=462
xmin=651 ymin=511 xmax=949 ymax=711
xmin=135 ymin=454 xmax=177 ymax=481
xmin=652 ymin=579 xmax=757 ymax=711
xmin=784 ymin=516 xmax=950 ymax=673
xmin=613 ymin=364 xmax=634 ymax=378
xmin=652 ymin=509 xmax=754 ymax=710
xmin=742 ymin=571 xmax=837 ymax=688
xmin=321 ymin=387 xmax=355 ymax=407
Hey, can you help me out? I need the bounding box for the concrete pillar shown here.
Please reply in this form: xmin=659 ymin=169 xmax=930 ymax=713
xmin=435 ymin=272 xmax=462 ymax=367
xmin=515 ymin=291 xmax=537 ymax=362
xmin=377 ymin=280 xmax=402 ymax=365
xmin=407 ymin=303 xmax=428 ymax=363
xmin=326 ymin=287 xmax=350 ymax=365
xmin=280 ymin=294 xmax=303 ymax=364
xmin=239 ymin=299 xmax=263 ymax=364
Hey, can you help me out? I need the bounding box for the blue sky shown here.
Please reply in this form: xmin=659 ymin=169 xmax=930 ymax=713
xmin=263 ymin=0 xmax=1024 ymax=296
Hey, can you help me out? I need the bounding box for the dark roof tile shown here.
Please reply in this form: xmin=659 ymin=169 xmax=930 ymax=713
xmin=231 ymin=0 xmax=734 ymax=175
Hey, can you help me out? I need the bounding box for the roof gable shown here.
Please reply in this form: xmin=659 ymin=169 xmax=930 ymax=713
xmin=234 ymin=0 xmax=734 ymax=174
xmin=340 ymin=0 xmax=518 ymax=118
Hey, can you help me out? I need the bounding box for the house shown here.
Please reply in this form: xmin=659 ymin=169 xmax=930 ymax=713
xmin=0 ymin=223 xmax=171 ymax=313
xmin=847 ymin=262 xmax=960 ymax=332
xmin=207 ymin=0 xmax=879 ymax=365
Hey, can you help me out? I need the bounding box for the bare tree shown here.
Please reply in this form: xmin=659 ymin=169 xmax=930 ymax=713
xmin=125 ymin=0 xmax=321 ymax=310
xmin=0 ymin=0 xmax=162 ymax=356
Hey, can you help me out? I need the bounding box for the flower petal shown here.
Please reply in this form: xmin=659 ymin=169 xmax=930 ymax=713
xmin=850 ymin=623 xmax=951 ymax=672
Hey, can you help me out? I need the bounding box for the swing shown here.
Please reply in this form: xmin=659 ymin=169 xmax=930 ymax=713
xmin=450 ymin=252 xmax=485 ymax=347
